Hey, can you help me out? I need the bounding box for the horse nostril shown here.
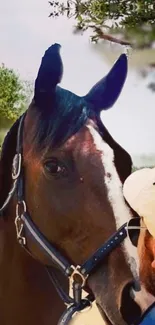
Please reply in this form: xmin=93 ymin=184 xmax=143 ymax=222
xmin=120 ymin=281 xmax=142 ymax=324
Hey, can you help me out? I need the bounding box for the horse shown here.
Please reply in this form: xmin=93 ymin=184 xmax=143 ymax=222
xmin=0 ymin=43 xmax=143 ymax=325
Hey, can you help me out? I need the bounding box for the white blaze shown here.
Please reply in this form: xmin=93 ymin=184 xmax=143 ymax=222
xmin=87 ymin=124 xmax=139 ymax=278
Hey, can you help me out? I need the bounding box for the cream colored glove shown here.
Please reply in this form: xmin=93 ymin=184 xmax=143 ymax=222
xmin=123 ymin=168 xmax=155 ymax=238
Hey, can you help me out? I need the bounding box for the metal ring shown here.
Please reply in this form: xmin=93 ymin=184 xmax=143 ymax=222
xmin=16 ymin=200 xmax=27 ymax=217
xmin=14 ymin=214 xmax=26 ymax=246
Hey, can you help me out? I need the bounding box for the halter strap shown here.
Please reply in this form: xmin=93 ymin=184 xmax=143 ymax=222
xmin=19 ymin=209 xmax=128 ymax=278
xmin=0 ymin=180 xmax=17 ymax=216
xmin=0 ymin=114 xmax=25 ymax=217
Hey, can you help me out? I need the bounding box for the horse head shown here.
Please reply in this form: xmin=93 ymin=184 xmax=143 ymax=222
xmin=0 ymin=44 xmax=142 ymax=325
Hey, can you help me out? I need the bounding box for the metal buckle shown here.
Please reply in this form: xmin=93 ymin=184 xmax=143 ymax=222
xmin=15 ymin=201 xmax=27 ymax=246
xmin=69 ymin=265 xmax=88 ymax=288
xmin=16 ymin=200 xmax=26 ymax=217
xmin=12 ymin=154 xmax=22 ymax=180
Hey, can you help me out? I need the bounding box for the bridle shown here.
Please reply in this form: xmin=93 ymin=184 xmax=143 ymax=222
xmin=0 ymin=113 xmax=139 ymax=325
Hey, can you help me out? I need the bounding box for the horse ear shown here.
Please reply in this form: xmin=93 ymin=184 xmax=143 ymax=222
xmin=84 ymin=54 xmax=128 ymax=113
xmin=34 ymin=43 xmax=63 ymax=109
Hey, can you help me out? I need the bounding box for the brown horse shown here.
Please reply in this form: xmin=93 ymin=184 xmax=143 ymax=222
xmin=0 ymin=44 xmax=142 ymax=325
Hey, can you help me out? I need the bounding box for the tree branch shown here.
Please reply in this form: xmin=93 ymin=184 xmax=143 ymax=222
xmin=90 ymin=26 xmax=132 ymax=46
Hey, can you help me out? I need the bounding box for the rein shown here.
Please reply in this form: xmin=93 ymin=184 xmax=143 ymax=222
xmin=0 ymin=113 xmax=128 ymax=325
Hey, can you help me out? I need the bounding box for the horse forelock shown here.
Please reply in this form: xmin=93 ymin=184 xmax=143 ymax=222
xmin=25 ymin=88 xmax=93 ymax=154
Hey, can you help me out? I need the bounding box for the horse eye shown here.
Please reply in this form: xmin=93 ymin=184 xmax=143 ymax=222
xmin=44 ymin=159 xmax=67 ymax=177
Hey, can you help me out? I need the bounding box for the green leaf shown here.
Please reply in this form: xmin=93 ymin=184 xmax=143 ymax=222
xmin=0 ymin=64 xmax=33 ymax=128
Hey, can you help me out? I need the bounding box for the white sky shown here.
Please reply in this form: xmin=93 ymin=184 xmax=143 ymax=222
xmin=0 ymin=0 xmax=155 ymax=159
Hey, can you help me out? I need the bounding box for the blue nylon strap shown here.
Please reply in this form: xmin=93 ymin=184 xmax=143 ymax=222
xmin=81 ymin=223 xmax=127 ymax=276
xmin=45 ymin=267 xmax=73 ymax=305
xmin=57 ymin=296 xmax=94 ymax=325
xmin=21 ymin=210 xmax=128 ymax=279
xmin=58 ymin=304 xmax=81 ymax=325
xmin=21 ymin=212 xmax=73 ymax=276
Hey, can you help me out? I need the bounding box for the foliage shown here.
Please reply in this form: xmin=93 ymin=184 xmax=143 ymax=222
xmin=49 ymin=0 xmax=155 ymax=48
xmin=132 ymin=165 xmax=154 ymax=172
xmin=0 ymin=64 xmax=33 ymax=128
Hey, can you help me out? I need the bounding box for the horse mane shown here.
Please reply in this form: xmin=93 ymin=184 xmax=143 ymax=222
xmin=95 ymin=116 xmax=132 ymax=183
xmin=0 ymin=117 xmax=21 ymax=161
xmin=0 ymin=116 xmax=22 ymax=207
